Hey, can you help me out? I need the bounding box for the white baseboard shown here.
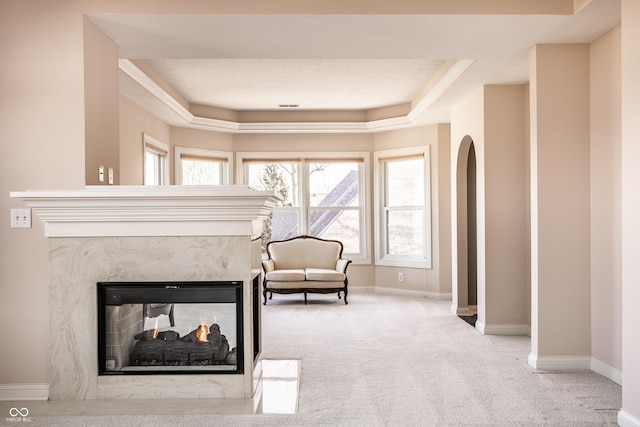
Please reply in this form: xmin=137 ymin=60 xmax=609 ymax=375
xmin=528 ymin=354 xmax=624 ymax=387
xmin=428 ymin=292 xmax=452 ymax=300
xmin=527 ymin=354 xmax=591 ymax=370
xmin=590 ymin=357 xmax=622 ymax=386
xmin=374 ymin=287 xmax=425 ymax=298
xmin=348 ymin=286 xmax=374 ymax=293
xmin=374 ymin=286 xmax=451 ymax=300
xmin=618 ymin=410 xmax=640 ymax=427
xmin=476 ymin=321 xmax=529 ymax=336
xmin=0 ymin=384 xmax=49 ymax=401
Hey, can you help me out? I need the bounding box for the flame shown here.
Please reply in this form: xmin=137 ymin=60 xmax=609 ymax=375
xmin=196 ymin=324 xmax=209 ymax=342
xmin=152 ymin=318 xmax=159 ymax=339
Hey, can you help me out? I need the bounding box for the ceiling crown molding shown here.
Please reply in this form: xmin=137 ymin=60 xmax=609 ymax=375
xmin=119 ymin=58 xmax=473 ymax=133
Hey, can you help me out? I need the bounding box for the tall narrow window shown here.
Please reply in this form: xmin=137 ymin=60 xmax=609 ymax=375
xmin=308 ymin=161 xmax=362 ymax=254
xmin=375 ymin=147 xmax=431 ymax=268
xmin=174 ymin=147 xmax=232 ymax=185
xmin=143 ymin=134 xmax=169 ymax=186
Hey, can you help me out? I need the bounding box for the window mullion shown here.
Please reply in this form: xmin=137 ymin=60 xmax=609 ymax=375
xmin=300 ymin=160 xmax=309 ymax=235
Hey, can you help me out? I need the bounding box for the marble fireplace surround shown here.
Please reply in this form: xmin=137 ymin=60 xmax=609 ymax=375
xmin=11 ymin=186 xmax=281 ymax=400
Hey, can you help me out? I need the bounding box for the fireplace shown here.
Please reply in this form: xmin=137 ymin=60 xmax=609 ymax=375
xmin=11 ymin=186 xmax=281 ymax=399
xmin=98 ymin=281 xmax=244 ymax=375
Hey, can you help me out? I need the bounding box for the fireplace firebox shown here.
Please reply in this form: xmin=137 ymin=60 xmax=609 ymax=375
xmin=98 ymin=281 xmax=244 ymax=375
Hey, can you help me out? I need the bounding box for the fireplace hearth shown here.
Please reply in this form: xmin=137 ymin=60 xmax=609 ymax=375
xmin=98 ymin=281 xmax=244 ymax=375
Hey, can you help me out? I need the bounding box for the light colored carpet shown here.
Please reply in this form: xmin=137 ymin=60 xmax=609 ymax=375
xmin=1 ymin=291 xmax=621 ymax=426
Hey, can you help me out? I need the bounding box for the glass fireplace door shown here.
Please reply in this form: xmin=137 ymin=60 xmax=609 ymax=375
xmin=98 ymin=281 xmax=243 ymax=375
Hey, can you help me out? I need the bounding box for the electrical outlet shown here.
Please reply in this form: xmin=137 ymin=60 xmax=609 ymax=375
xmin=99 ymin=165 xmax=105 ymax=182
xmin=10 ymin=208 xmax=31 ymax=229
xmin=108 ymin=167 xmax=114 ymax=185
xmin=398 ymin=272 xmax=404 ymax=282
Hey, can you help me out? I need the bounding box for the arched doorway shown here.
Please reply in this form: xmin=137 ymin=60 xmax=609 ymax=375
xmin=466 ymin=143 xmax=477 ymax=310
xmin=454 ymin=136 xmax=478 ymax=319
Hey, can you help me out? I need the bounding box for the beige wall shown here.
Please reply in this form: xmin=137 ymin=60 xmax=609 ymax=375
xmin=118 ymin=95 xmax=171 ymax=185
xmin=1 ymin=0 xmax=86 ymax=385
xmin=529 ymin=44 xmax=591 ymax=359
xmin=589 ymin=27 xmax=622 ymax=374
xmin=171 ymin=127 xmax=234 ymax=154
xmin=451 ymin=85 xmax=529 ymax=331
xmin=233 ymin=133 xmax=373 ymax=154
xmin=523 ymin=84 xmax=532 ymax=338
xmin=435 ymin=124 xmax=452 ymax=296
xmin=483 ymin=85 xmax=528 ymax=328
xmin=372 ymin=125 xmax=452 ymax=298
xmin=621 ymin=0 xmax=640 ymax=420
xmin=84 ymin=17 xmax=119 ymax=185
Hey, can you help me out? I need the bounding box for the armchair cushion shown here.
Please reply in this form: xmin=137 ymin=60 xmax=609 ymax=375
xmin=266 ymin=280 xmax=341 ymax=289
xmin=305 ymin=268 xmax=346 ymax=282
xmin=265 ymin=269 xmax=306 ymax=282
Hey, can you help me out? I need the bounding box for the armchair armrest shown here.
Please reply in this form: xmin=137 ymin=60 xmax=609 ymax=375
xmin=262 ymin=259 xmax=275 ymax=273
xmin=336 ymin=258 xmax=351 ymax=273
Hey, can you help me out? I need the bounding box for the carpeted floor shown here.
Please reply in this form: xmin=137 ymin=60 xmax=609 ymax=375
xmin=0 ymin=292 xmax=621 ymax=426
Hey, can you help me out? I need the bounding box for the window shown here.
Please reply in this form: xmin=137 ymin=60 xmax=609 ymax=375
xmin=246 ymin=161 xmax=300 ymax=241
xmin=238 ymin=152 xmax=370 ymax=262
xmin=308 ymin=161 xmax=362 ymax=255
xmin=174 ymin=147 xmax=232 ymax=185
xmin=375 ymin=147 xmax=431 ymax=268
xmin=143 ymin=134 xmax=169 ymax=185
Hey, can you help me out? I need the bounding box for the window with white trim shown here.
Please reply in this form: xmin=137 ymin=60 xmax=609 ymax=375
xmin=143 ymin=134 xmax=169 ymax=185
xmin=375 ymin=147 xmax=431 ymax=268
xmin=237 ymin=152 xmax=370 ymax=262
xmin=174 ymin=147 xmax=232 ymax=185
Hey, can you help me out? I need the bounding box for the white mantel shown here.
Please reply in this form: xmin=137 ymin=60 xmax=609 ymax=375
xmin=11 ymin=185 xmax=281 ymax=238
xmin=10 ymin=185 xmax=281 ymax=400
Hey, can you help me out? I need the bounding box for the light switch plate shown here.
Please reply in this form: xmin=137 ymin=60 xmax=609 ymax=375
xmin=10 ymin=208 xmax=31 ymax=228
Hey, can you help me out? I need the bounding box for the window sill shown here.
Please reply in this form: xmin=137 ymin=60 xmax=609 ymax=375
xmin=375 ymin=258 xmax=431 ymax=269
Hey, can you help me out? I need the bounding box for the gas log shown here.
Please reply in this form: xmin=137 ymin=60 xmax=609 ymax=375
xmin=131 ymin=323 xmax=232 ymax=365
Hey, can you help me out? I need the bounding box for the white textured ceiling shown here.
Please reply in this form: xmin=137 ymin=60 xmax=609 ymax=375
xmin=146 ymin=58 xmax=445 ymax=111
xmin=90 ymin=0 xmax=620 ymax=128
